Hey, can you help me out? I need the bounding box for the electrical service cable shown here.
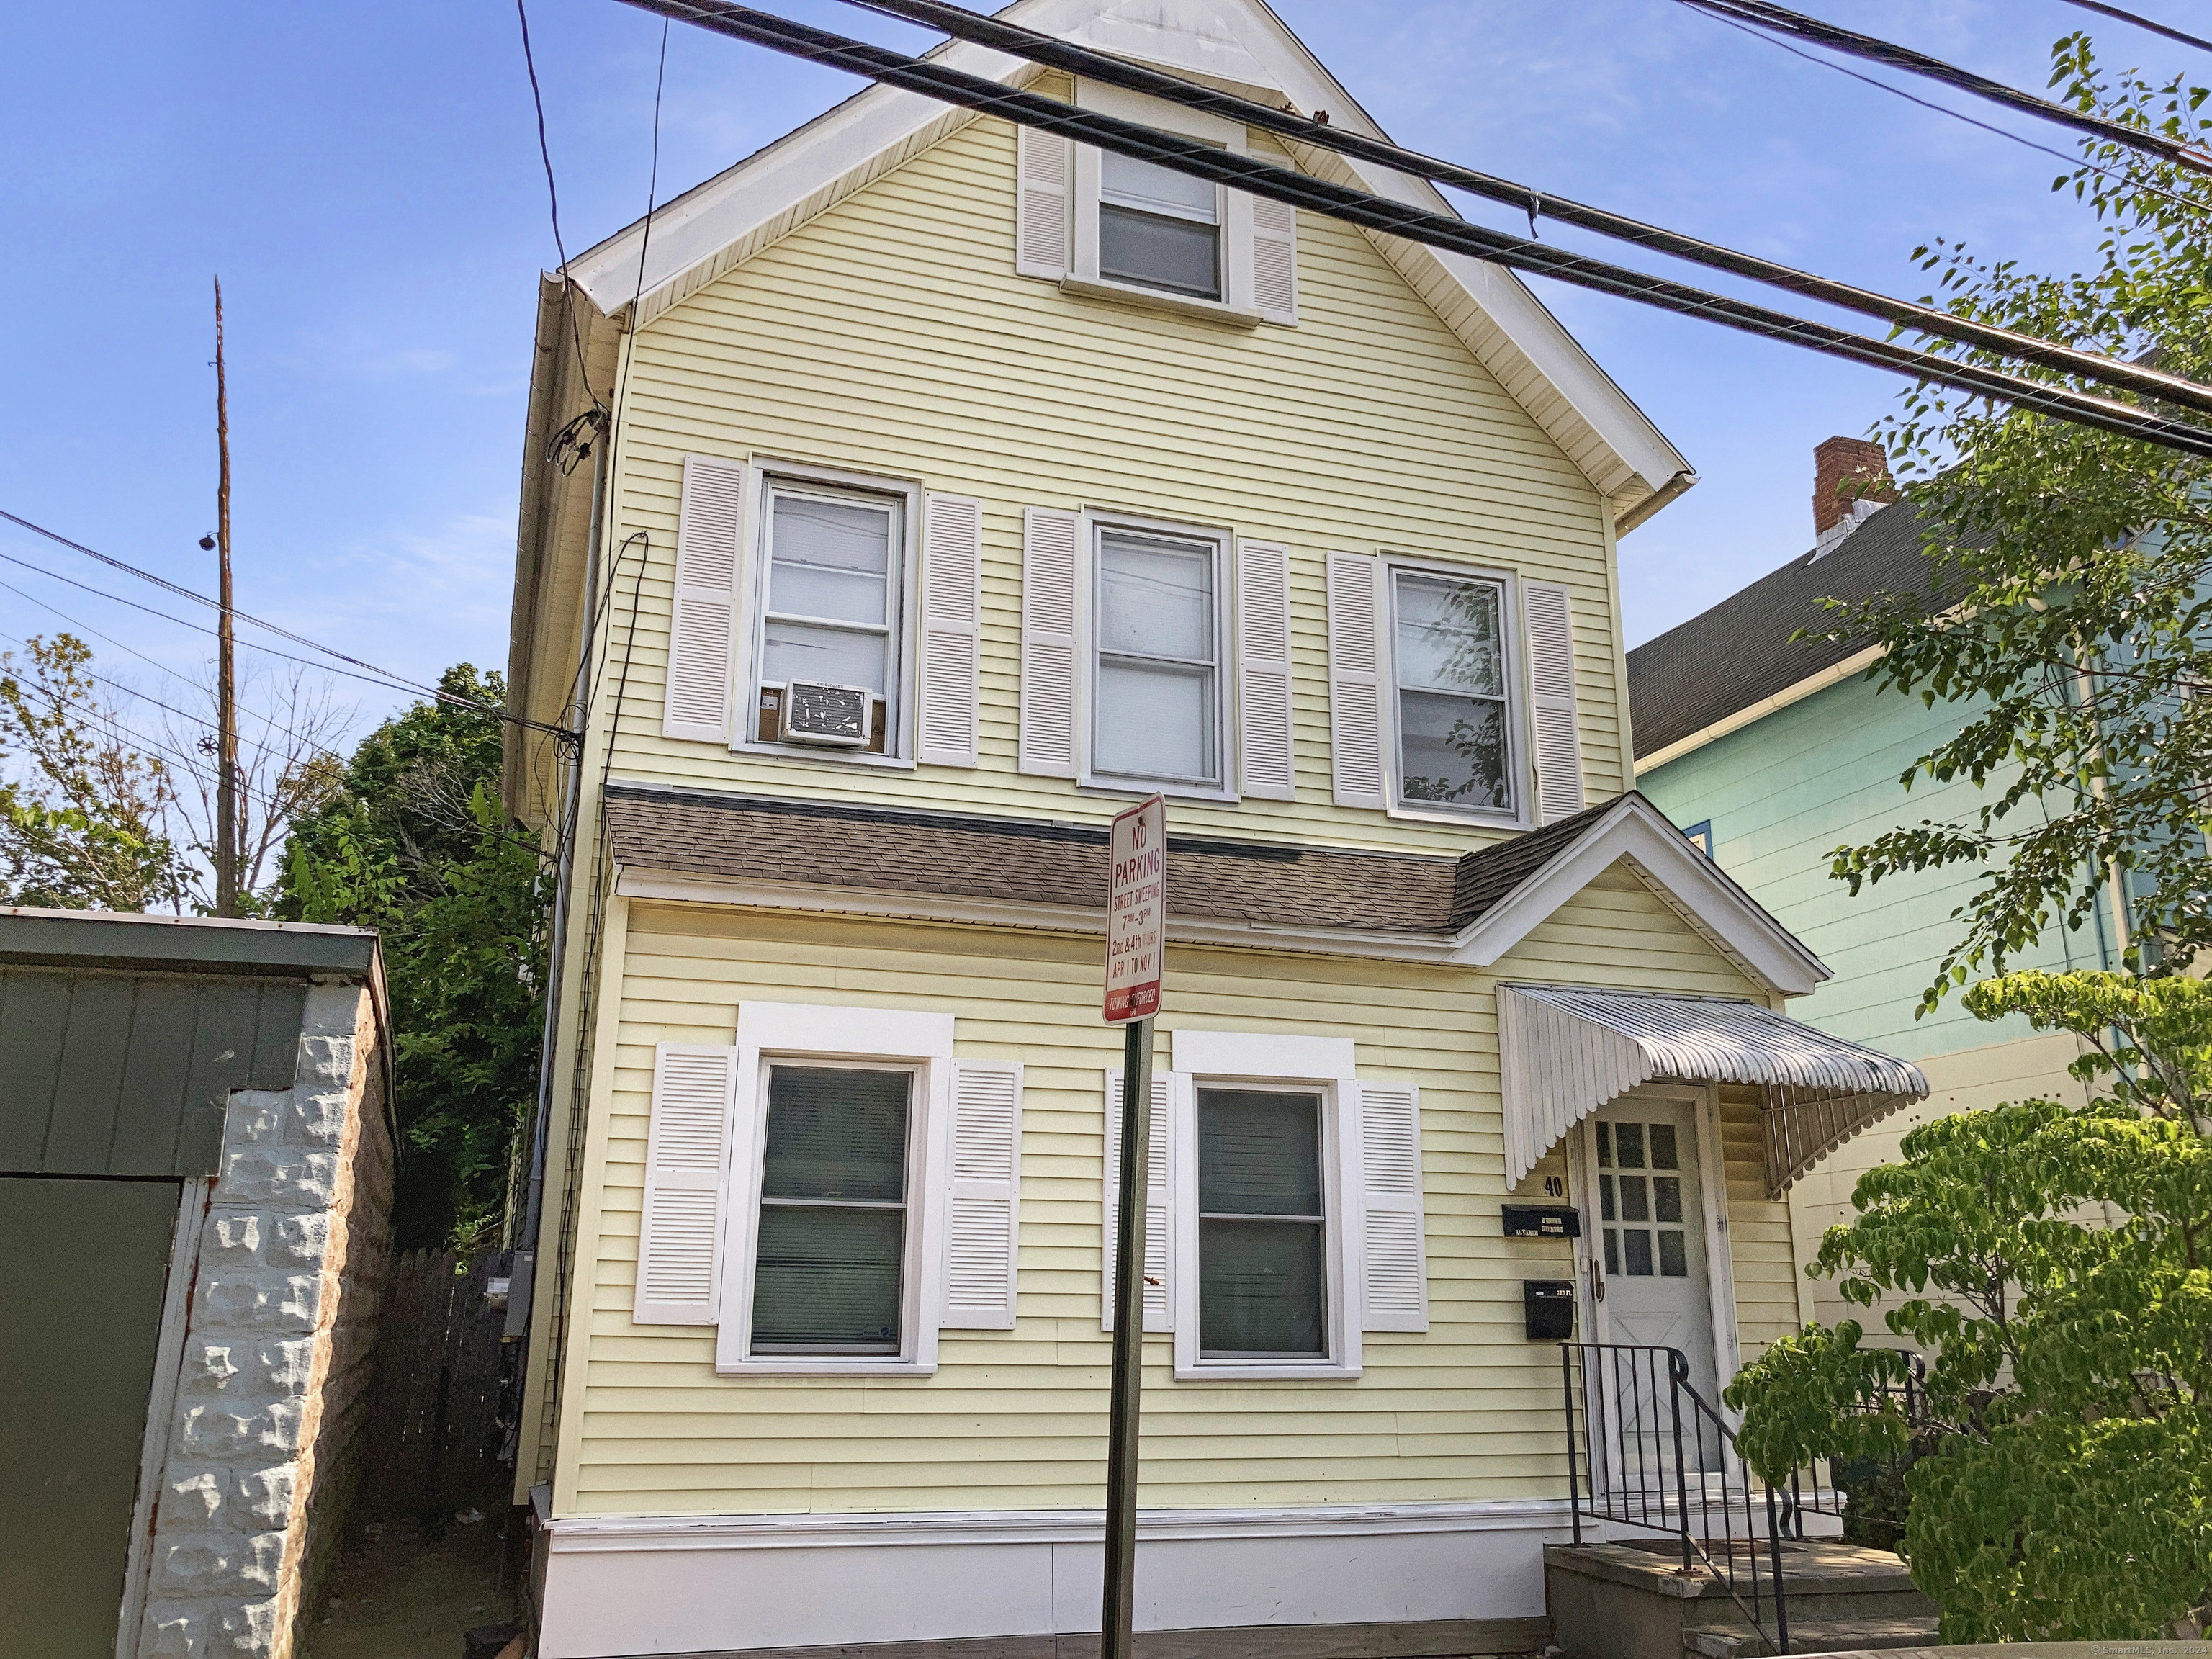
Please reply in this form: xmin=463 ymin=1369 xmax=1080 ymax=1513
xmin=612 ymin=0 xmax=2212 ymax=459
xmin=1675 ymin=0 xmax=2212 ymax=177
xmin=0 ymin=510 xmax=580 ymax=740
xmin=517 ymin=0 xmax=603 ymax=405
xmin=2062 ymin=0 xmax=2212 ymax=55
xmin=837 ymin=0 xmax=2212 ymax=419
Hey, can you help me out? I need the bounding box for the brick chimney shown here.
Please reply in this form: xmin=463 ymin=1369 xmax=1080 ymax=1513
xmin=1812 ymin=435 xmax=1897 ymax=557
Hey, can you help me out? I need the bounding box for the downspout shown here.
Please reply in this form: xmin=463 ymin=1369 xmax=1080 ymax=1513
xmin=505 ymin=418 xmax=610 ymax=1344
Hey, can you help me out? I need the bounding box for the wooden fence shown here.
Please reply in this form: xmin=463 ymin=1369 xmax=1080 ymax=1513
xmin=357 ymin=1249 xmax=513 ymax=1517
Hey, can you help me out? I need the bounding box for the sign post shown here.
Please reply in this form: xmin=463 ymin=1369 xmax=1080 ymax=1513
xmin=1101 ymin=794 xmax=1164 ymax=1659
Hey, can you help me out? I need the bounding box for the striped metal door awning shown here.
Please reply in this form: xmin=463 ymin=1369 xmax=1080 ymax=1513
xmin=1499 ymin=984 xmax=1928 ymax=1197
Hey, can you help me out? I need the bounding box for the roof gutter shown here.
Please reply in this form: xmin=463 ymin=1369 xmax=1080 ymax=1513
xmin=1634 ymin=641 xmax=1885 ymax=774
xmin=1615 ymin=466 xmax=1699 ymax=536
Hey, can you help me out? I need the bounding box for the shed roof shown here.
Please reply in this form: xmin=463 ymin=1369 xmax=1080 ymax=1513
xmin=0 ymin=907 xmax=380 ymax=977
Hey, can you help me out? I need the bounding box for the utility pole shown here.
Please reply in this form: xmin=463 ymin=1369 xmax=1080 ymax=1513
xmin=212 ymin=277 xmax=239 ymax=917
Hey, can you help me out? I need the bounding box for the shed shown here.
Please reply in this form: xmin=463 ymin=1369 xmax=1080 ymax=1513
xmin=0 ymin=909 xmax=392 ymax=1659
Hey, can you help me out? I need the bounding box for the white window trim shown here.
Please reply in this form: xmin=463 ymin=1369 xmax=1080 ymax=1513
xmin=715 ymin=1002 xmax=956 ymax=1377
xmin=1079 ymin=510 xmax=1241 ymax=804
xmin=732 ymin=457 xmax=924 ymax=771
xmin=1067 ymin=81 xmax=1258 ymax=323
xmin=1172 ymin=1042 xmax=1364 ymax=1382
xmin=1381 ymin=556 xmax=1532 ymax=830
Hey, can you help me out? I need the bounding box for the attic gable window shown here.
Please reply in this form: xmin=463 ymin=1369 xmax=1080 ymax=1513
xmin=1098 ymin=151 xmax=1223 ymax=301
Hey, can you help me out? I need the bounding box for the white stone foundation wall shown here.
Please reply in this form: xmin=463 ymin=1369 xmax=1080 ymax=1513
xmin=140 ymin=980 xmax=392 ymax=1659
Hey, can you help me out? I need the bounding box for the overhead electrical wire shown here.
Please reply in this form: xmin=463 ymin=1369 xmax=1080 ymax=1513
xmin=610 ymin=0 xmax=2212 ymax=459
xmin=2062 ymin=0 xmax=2212 ymax=56
xmin=837 ymin=0 xmax=2212 ymax=419
xmin=517 ymin=0 xmax=603 ymax=406
xmin=0 ymin=509 xmax=579 ymax=740
xmin=1673 ymin=0 xmax=2212 ymax=177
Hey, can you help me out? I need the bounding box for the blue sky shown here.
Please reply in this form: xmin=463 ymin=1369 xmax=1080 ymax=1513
xmin=2 ymin=0 xmax=2200 ymax=753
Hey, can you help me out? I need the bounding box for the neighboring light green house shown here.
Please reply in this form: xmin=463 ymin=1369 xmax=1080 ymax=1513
xmin=1630 ymin=437 xmax=2106 ymax=1327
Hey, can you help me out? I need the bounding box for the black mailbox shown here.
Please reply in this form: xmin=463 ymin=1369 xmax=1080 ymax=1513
xmin=1502 ymin=1204 xmax=1581 ymax=1238
xmin=1524 ymin=1280 xmax=1577 ymax=1341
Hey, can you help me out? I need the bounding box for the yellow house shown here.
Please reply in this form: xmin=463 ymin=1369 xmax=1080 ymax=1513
xmin=501 ymin=4 xmax=1928 ymax=1655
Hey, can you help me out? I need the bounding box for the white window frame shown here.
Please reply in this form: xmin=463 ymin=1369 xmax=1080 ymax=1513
xmin=1382 ymin=557 xmax=1532 ymax=829
xmin=734 ymin=457 xmax=924 ymax=771
xmin=1169 ymin=1031 xmax=1362 ymax=1381
xmin=715 ymin=1003 xmax=954 ymax=1377
xmin=1079 ymin=510 xmax=1239 ymax=803
xmin=1066 ymin=81 xmax=1259 ymax=325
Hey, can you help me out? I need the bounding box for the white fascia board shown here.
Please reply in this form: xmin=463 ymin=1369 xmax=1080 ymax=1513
xmin=1446 ymin=796 xmax=1830 ymax=995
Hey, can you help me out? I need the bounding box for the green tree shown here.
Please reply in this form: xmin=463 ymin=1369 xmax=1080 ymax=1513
xmin=0 ymin=633 xmax=192 ymax=912
xmin=1815 ymin=35 xmax=2212 ymax=1008
xmin=279 ymin=665 xmax=549 ymax=1249
xmin=1726 ymin=971 xmax=2212 ymax=1639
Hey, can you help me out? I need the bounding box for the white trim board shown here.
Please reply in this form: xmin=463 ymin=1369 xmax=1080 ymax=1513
xmin=558 ymin=0 xmax=1691 ymax=529
xmin=612 ymin=791 xmax=1830 ymax=996
xmin=535 ymin=1498 xmax=1570 ymax=1659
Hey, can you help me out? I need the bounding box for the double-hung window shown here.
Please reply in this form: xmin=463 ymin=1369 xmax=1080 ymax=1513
xmin=1098 ymin=152 xmax=1222 ymax=301
xmin=753 ymin=480 xmax=904 ymax=754
xmin=1197 ymin=1088 xmax=1328 ymax=1359
xmin=1390 ymin=568 xmax=1516 ymax=815
xmin=750 ymin=1064 xmax=914 ymax=1356
xmin=1091 ymin=525 xmax=1226 ymax=790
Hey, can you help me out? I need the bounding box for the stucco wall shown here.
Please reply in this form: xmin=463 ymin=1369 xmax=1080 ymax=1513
xmin=138 ymin=980 xmax=391 ymax=1659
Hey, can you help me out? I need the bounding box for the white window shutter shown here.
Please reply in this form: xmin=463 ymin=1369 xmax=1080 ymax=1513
xmin=1015 ymin=125 xmax=1071 ymax=280
xmin=1326 ymin=552 xmax=1388 ymax=809
xmin=941 ymin=1060 xmax=1022 ymax=1330
xmin=664 ymin=455 xmax=745 ymax=744
xmin=1102 ymin=1069 xmax=1176 ymax=1333
xmin=917 ymin=493 xmax=984 ymax=768
xmin=1251 ymin=192 xmax=1298 ymax=325
xmin=633 ymin=1044 xmax=739 ymax=1325
xmin=1523 ymin=580 xmax=1585 ymax=824
xmin=1236 ymin=539 xmax=1296 ymax=801
xmin=1019 ymin=507 xmax=1082 ymax=777
xmin=1356 ymin=1082 xmax=1428 ymax=1332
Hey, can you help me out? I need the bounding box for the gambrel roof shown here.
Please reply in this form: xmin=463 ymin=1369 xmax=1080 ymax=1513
xmin=562 ymin=0 xmax=1695 ymax=531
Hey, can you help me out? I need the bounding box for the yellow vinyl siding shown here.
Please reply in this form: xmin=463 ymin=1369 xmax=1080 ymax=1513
xmin=553 ymin=863 xmax=1794 ymax=1518
xmin=593 ymin=109 xmax=1626 ymax=853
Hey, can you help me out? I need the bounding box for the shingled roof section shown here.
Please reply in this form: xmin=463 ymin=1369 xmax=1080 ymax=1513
xmin=1627 ymin=496 xmax=1960 ymax=761
xmin=602 ymin=786 xmax=1662 ymax=939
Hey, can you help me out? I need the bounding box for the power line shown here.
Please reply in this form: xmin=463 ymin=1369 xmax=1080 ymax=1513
xmin=615 ymin=0 xmax=2212 ymax=459
xmin=1675 ymin=0 xmax=2212 ymax=177
xmin=0 ymin=509 xmax=580 ymax=739
xmin=2062 ymin=0 xmax=2212 ymax=55
xmin=842 ymin=0 xmax=2212 ymax=418
xmin=517 ymin=0 xmax=603 ymax=407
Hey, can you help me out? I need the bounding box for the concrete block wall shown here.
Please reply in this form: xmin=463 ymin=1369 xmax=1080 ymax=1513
xmin=139 ymin=981 xmax=392 ymax=1659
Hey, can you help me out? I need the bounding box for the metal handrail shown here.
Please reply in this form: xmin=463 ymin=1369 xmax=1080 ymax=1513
xmin=1563 ymin=1343 xmax=1794 ymax=1653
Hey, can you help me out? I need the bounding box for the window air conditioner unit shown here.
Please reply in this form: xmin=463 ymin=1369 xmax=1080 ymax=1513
xmin=779 ymin=680 xmax=873 ymax=748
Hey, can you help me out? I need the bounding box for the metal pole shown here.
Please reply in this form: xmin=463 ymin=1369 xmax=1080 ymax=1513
xmin=1563 ymin=1345 xmax=1582 ymax=1547
xmin=1102 ymin=1015 xmax=1154 ymax=1659
xmin=1669 ymin=1352 xmax=1694 ymax=1576
xmin=1766 ymin=1483 xmax=1791 ymax=1655
xmin=212 ymin=276 xmax=238 ymax=918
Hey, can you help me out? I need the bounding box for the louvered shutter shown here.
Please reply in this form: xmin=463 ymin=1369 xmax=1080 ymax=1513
xmin=1356 ymin=1082 xmax=1428 ymax=1331
xmin=1523 ymin=580 xmax=1585 ymax=824
xmin=941 ymin=1060 xmax=1022 ymax=1330
xmin=1019 ymin=507 xmax=1082 ymax=777
xmin=1015 ymin=125 xmax=1071 ymax=280
xmin=1102 ymin=1069 xmax=1176 ymax=1333
xmin=664 ymin=456 xmax=745 ymax=744
xmin=634 ymin=1044 xmax=739 ymax=1325
xmin=1236 ymin=539 xmax=1295 ymax=800
xmin=917 ymin=493 xmax=984 ymax=767
xmin=1251 ymin=193 xmax=1298 ymax=325
xmin=1326 ymin=552 xmax=1388 ymax=809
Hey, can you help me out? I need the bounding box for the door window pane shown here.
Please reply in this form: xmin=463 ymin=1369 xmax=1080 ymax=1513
xmin=1197 ymin=1089 xmax=1326 ymax=1359
xmin=1596 ymin=1123 xmax=1614 ymax=1167
xmin=752 ymin=1066 xmax=910 ymax=1355
xmin=1648 ymin=1124 xmax=1679 ymax=1171
xmin=1653 ymin=1176 xmax=1683 ymax=1225
xmin=1615 ymin=1123 xmax=1646 ymax=1169
xmin=1604 ymin=1227 xmax=1620 ymax=1277
xmin=1622 ymin=1228 xmax=1654 ymax=1277
xmin=1599 ymin=1174 xmax=1617 ymax=1222
xmin=1393 ymin=572 xmax=1512 ymax=812
xmin=1094 ymin=530 xmax=1219 ymax=785
xmin=1619 ymin=1175 xmax=1650 ymax=1223
xmin=1658 ymin=1231 xmax=1689 ymax=1278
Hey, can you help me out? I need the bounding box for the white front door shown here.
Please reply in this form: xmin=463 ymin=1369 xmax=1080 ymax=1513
xmin=1590 ymin=1094 xmax=1719 ymax=1410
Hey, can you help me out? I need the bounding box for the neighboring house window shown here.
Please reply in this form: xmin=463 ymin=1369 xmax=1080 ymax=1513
xmin=1681 ymin=820 xmax=1715 ymax=860
xmin=750 ymin=1064 xmax=914 ymax=1357
xmin=1390 ymin=567 xmax=1516 ymax=814
xmin=1098 ymin=151 xmax=1222 ymax=300
xmin=1091 ymin=523 xmax=1226 ymax=790
xmin=753 ymin=479 xmax=905 ymax=755
xmin=1197 ymin=1087 xmax=1327 ymax=1359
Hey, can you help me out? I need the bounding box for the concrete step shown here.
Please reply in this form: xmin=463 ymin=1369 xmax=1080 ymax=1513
xmin=1683 ymin=1612 xmax=1941 ymax=1658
